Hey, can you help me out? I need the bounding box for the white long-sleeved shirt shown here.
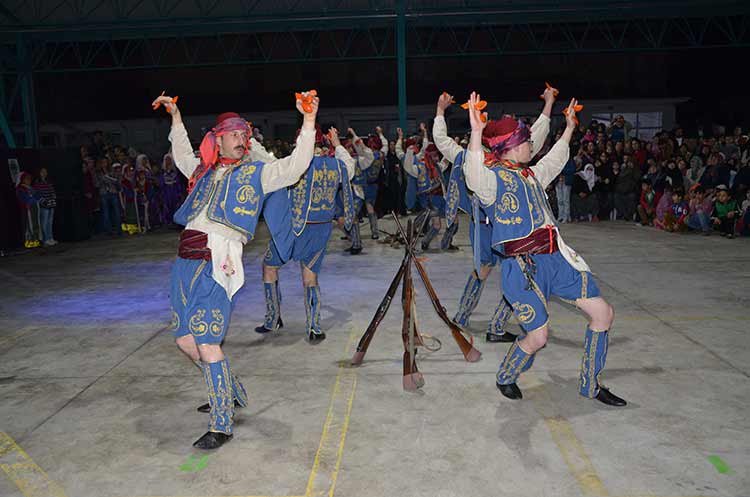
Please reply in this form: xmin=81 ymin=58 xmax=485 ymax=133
xmin=169 ymin=122 xmax=315 ymax=297
xmin=464 ymin=135 xmax=590 ymax=272
xmin=432 ymin=113 xmax=550 ymax=165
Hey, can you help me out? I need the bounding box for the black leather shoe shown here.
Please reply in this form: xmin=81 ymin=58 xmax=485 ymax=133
xmin=254 ymin=317 xmax=283 ymax=334
xmin=496 ymin=382 xmax=523 ymax=400
xmin=371 ymin=233 xmax=379 ymax=240
xmin=486 ymin=331 xmax=517 ymax=343
xmin=347 ymin=247 xmax=362 ymax=255
xmin=197 ymin=400 xmax=243 ymax=413
xmin=193 ymin=431 xmax=233 ymax=450
xmin=594 ymin=388 xmax=627 ymax=406
xmin=445 ymin=244 xmax=460 ymax=252
xmin=308 ymin=330 xmax=326 ymax=342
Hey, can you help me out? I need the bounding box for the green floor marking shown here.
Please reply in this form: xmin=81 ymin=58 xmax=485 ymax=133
xmin=179 ymin=454 xmax=209 ymax=473
xmin=708 ymin=455 xmax=732 ymax=474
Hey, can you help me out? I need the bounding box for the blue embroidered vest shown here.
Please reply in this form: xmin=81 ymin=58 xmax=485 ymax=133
xmin=488 ymin=164 xmax=551 ymax=246
xmin=291 ymin=156 xmax=354 ymax=235
xmin=414 ymin=156 xmax=441 ymax=195
xmin=174 ymin=160 xmax=266 ymax=238
xmin=352 ymin=156 xmax=368 ymax=187
xmin=366 ymin=151 xmax=383 ymax=183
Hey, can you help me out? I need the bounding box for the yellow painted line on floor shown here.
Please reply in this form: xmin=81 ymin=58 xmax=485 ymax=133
xmin=526 ymin=375 xmax=609 ymax=497
xmin=0 ymin=327 xmax=39 ymax=349
xmin=0 ymin=432 xmax=67 ymax=497
xmin=304 ymin=329 xmax=358 ymax=497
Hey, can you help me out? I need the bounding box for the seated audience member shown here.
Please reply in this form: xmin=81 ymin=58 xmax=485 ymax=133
xmin=711 ymin=185 xmax=740 ymax=238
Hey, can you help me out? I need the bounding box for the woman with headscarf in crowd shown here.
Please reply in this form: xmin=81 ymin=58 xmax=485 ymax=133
xmin=572 ymin=163 xmax=599 ymax=222
xmin=664 ymin=160 xmax=683 ymax=189
xmin=120 ymin=164 xmax=140 ymax=235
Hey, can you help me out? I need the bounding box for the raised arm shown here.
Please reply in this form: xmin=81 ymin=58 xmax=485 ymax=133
xmin=395 ymin=128 xmax=405 ymax=160
xmin=402 ymin=148 xmax=418 ymax=178
xmin=433 ymin=92 xmax=464 ymax=163
xmin=260 ymin=92 xmax=319 ymax=194
xmin=248 ymin=137 xmax=276 ymax=163
xmin=529 ymin=84 xmax=556 ymax=157
xmin=154 ymin=95 xmax=200 ymax=178
xmin=350 ymin=128 xmax=374 ymax=169
xmin=531 ymin=98 xmax=577 ymax=189
xmin=376 ymin=126 xmax=388 ymax=156
xmin=464 ymin=91 xmax=498 ymax=206
xmin=329 ymin=127 xmax=355 ymax=178
xmin=416 ymin=122 xmax=429 ymax=160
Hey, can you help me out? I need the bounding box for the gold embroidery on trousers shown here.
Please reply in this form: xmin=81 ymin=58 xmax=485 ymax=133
xmin=190 ymin=309 xmax=208 ymax=336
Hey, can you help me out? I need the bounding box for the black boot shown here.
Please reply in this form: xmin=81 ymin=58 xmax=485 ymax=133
xmin=254 ymin=316 xmax=283 ymax=334
xmin=193 ymin=431 xmax=233 ymax=450
xmin=496 ymin=382 xmax=523 ymax=400
xmin=308 ymin=330 xmax=327 ymax=342
xmin=486 ymin=331 xmax=517 ymax=343
xmin=197 ymin=399 xmax=243 ymax=413
xmin=594 ymin=388 xmax=627 ymax=407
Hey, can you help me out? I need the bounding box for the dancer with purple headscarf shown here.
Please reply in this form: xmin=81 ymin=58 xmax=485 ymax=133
xmin=463 ymin=91 xmax=626 ymax=406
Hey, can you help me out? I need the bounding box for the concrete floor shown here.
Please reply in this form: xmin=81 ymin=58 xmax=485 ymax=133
xmin=0 ymin=216 xmax=748 ymax=497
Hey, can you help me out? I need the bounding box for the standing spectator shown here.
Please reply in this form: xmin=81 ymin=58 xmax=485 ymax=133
xmin=381 ymin=140 xmax=405 ymax=215
xmin=572 ymin=164 xmax=599 ymax=222
xmin=555 ymin=156 xmax=576 ymax=223
xmin=595 ymin=155 xmax=615 ymax=219
xmin=159 ymin=153 xmax=184 ymax=225
xmin=34 ymin=167 xmax=58 ymax=246
xmin=686 ymin=185 xmax=713 ymax=235
xmin=608 ymin=115 xmax=633 ymax=142
xmin=711 ymin=185 xmax=740 ymax=238
xmin=15 ymin=171 xmax=41 ymax=248
xmin=120 ymin=164 xmax=139 ymax=235
xmin=637 ymin=180 xmax=656 ymax=226
xmin=82 ymin=156 xmax=99 ymax=235
xmin=631 ymin=139 xmax=647 ymax=170
xmin=95 ymin=158 xmax=122 ymax=236
xmin=614 ymin=159 xmax=639 ymax=221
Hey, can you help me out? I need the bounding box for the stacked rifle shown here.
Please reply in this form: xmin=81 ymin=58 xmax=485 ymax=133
xmin=351 ymin=212 xmax=481 ymax=390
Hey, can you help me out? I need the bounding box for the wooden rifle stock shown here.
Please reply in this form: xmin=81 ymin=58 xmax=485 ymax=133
xmin=392 ymin=214 xmax=482 ymax=363
xmin=351 ymin=257 xmax=407 ymax=366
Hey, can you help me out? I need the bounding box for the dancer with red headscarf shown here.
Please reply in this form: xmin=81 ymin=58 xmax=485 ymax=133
xmin=152 ymin=91 xmax=319 ymax=449
xmin=463 ymin=92 xmax=626 ymax=406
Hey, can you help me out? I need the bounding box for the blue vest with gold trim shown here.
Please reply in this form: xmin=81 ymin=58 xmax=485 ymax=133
xmin=366 ymin=151 xmax=383 ymax=183
xmin=414 ymin=156 xmax=441 ymax=195
xmin=352 ymin=156 xmax=368 ymax=187
xmin=488 ymin=164 xmax=550 ymax=246
xmin=291 ymin=156 xmax=354 ymax=235
xmin=174 ymin=160 xmax=266 ymax=238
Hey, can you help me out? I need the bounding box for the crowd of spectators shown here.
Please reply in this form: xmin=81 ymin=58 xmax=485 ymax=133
xmin=15 ymin=115 xmax=750 ymax=249
xmin=540 ymin=116 xmax=750 ymax=238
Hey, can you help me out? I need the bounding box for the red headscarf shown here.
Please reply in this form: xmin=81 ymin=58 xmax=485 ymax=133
xmin=423 ymin=143 xmax=442 ymax=181
xmin=189 ymin=112 xmax=251 ymax=192
xmin=367 ymin=134 xmax=382 ymax=151
xmin=482 ymin=116 xmax=530 ymax=162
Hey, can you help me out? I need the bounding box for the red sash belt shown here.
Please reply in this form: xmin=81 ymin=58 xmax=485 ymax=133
xmin=504 ymin=226 xmax=558 ymax=257
xmin=178 ymin=229 xmax=212 ymax=260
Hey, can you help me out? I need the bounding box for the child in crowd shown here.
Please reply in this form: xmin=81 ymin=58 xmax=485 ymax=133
xmin=637 ymin=180 xmax=656 ymax=226
xmin=686 ymin=185 xmax=713 ymax=235
xmin=711 ymin=185 xmax=740 ymax=238
xmin=16 ymin=171 xmax=42 ymax=248
xmin=738 ymin=191 xmax=750 ymax=236
xmin=661 ymin=187 xmax=689 ymax=232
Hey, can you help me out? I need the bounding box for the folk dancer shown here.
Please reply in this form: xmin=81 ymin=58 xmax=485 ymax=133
xmin=463 ymin=92 xmax=626 ymax=406
xmin=256 ymin=126 xmax=356 ymax=341
xmin=153 ymin=91 xmax=319 ymax=449
xmin=437 ymin=86 xmax=556 ymax=342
